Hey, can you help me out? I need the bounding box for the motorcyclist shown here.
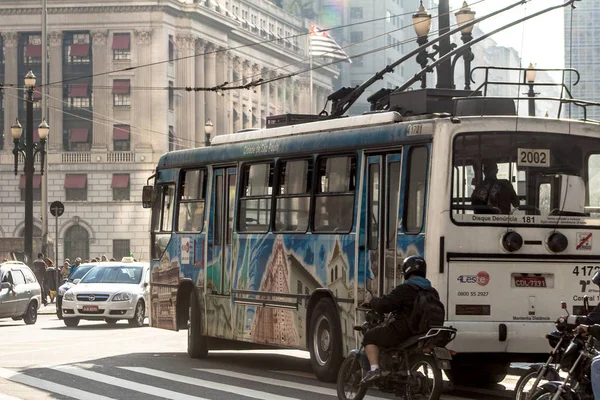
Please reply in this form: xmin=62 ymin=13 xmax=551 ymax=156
xmin=573 ymin=324 xmax=600 ymax=400
xmin=360 ymin=256 xmax=441 ymax=384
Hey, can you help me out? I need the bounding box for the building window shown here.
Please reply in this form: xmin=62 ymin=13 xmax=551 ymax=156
xmin=112 ymin=33 xmax=131 ymax=60
xmin=169 ymin=81 xmax=174 ymax=110
xmin=112 ymin=174 xmax=130 ymax=201
xmin=67 ymin=128 xmax=91 ymax=151
xmin=350 ymin=31 xmax=363 ymax=43
xmin=313 ymin=155 xmax=356 ymax=233
xmin=113 ymin=125 xmax=130 ymax=151
xmin=24 ymin=34 xmax=42 ymax=64
xmin=350 ymin=7 xmax=363 ymax=19
xmin=238 ymin=162 xmax=274 ymax=233
xmin=177 ymin=169 xmax=207 ymax=232
xmin=19 ymin=175 xmax=41 ymax=201
xmin=275 ymin=159 xmax=312 ymax=232
xmin=168 ymin=35 xmax=174 ymax=61
xmin=64 ymin=225 xmax=89 ymax=261
xmin=112 ymin=79 xmax=130 ymax=106
xmin=64 ymin=174 xmax=88 ymax=201
xmin=67 ymin=83 xmax=90 ymax=108
xmin=113 ymin=239 xmax=130 ymax=260
xmin=168 ymin=126 xmax=176 ymax=151
xmin=66 ymin=33 xmax=90 ymax=64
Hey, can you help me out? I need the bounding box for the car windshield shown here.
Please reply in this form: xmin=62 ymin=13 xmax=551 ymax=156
xmin=452 ymin=131 xmax=600 ymax=226
xmin=80 ymin=265 xmax=143 ymax=284
xmin=68 ymin=265 xmax=95 ymax=282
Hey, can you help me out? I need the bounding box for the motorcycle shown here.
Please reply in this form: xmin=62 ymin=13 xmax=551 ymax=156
xmin=531 ymin=323 xmax=597 ymax=399
xmin=336 ymin=307 xmax=457 ymax=400
xmin=514 ymin=299 xmax=591 ymax=400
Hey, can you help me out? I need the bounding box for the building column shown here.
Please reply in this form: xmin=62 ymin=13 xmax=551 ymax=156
xmin=234 ymin=56 xmax=243 ymax=133
xmin=272 ymin=74 xmax=280 ymax=115
xmin=226 ymin=53 xmax=235 ymax=135
xmin=194 ymin=39 xmax=206 ymax=147
xmin=253 ymin=64 xmax=262 ymax=128
xmin=282 ymin=80 xmax=288 ymax=114
xmin=176 ymin=33 xmax=195 ymax=149
xmin=133 ymin=29 xmax=154 ymax=150
xmin=262 ymin=67 xmax=271 ymax=120
xmin=91 ymin=30 xmax=109 ymax=150
xmin=2 ymin=32 xmax=19 ymax=150
xmin=47 ymin=31 xmax=64 ymax=151
xmin=289 ymin=80 xmax=296 ymax=114
xmin=243 ymin=60 xmax=252 ymax=129
xmin=216 ymin=49 xmax=227 ymax=135
xmin=204 ymin=43 xmax=218 ymax=137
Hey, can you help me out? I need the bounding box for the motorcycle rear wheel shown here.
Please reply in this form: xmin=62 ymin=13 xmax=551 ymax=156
xmin=405 ymin=354 xmax=443 ymax=400
xmin=336 ymin=355 xmax=367 ymax=400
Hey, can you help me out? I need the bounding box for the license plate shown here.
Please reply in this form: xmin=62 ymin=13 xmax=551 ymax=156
xmin=513 ymin=275 xmax=547 ymax=288
xmin=82 ymin=305 xmax=99 ymax=312
xmin=433 ymin=347 xmax=452 ymax=360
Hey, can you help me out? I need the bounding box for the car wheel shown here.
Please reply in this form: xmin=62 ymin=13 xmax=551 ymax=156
xmin=105 ymin=319 xmax=118 ymax=325
xmin=309 ymin=298 xmax=343 ymax=383
xmin=56 ymin=297 xmax=63 ymax=320
xmin=64 ymin=318 xmax=80 ymax=327
xmin=23 ymin=301 xmax=38 ymax=325
xmin=128 ymin=301 xmax=145 ymax=327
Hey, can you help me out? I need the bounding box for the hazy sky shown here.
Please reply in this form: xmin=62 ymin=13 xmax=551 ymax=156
xmin=448 ymin=0 xmax=565 ymax=69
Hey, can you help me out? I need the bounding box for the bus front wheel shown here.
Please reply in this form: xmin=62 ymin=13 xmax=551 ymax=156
xmin=309 ymin=298 xmax=343 ymax=383
xmin=188 ymin=290 xmax=208 ymax=359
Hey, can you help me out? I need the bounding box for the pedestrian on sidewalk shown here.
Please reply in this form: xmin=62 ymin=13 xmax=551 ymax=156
xmin=45 ymin=257 xmax=60 ymax=303
xmin=32 ymin=253 xmax=48 ymax=306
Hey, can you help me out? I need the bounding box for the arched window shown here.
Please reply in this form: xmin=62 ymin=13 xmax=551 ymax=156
xmin=18 ymin=226 xmax=42 ymax=237
xmin=64 ymin=225 xmax=89 ymax=261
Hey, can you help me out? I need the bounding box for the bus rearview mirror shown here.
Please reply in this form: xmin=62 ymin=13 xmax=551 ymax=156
xmin=142 ymin=185 xmax=154 ymax=208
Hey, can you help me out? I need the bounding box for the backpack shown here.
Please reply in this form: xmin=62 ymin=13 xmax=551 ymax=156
xmin=408 ymin=284 xmax=445 ymax=334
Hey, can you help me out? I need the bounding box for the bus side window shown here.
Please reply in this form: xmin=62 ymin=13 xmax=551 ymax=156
xmin=314 ymin=155 xmax=356 ymax=233
xmin=275 ymin=159 xmax=312 ymax=232
xmin=404 ymin=147 xmax=428 ymax=233
xmin=177 ymin=169 xmax=207 ymax=232
xmin=239 ymin=162 xmax=274 ymax=233
xmin=151 ymin=184 xmax=175 ymax=259
xmin=588 ymin=154 xmax=600 ymax=216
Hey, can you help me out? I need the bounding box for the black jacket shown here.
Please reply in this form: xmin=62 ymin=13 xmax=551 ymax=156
xmin=574 ymin=303 xmax=600 ymax=325
xmin=369 ymin=278 xmax=439 ymax=333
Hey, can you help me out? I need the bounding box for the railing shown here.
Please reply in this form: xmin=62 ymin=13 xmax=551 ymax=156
xmin=62 ymin=152 xmax=91 ymax=163
xmin=107 ymin=151 xmax=135 ymax=163
xmin=18 ymin=153 xmax=41 ymax=164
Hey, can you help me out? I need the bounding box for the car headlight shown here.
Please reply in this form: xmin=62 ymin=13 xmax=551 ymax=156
xmin=58 ymin=286 xmax=68 ymax=296
xmin=112 ymin=292 xmax=133 ymax=302
xmin=63 ymin=291 xmax=75 ymax=301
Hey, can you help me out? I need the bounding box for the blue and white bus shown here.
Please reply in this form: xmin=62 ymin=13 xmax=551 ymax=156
xmin=145 ymin=101 xmax=600 ymax=383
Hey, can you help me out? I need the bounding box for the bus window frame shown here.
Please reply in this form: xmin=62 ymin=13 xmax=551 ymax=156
xmin=176 ymin=168 xmax=208 ymax=233
xmin=237 ymin=160 xmax=275 ymax=234
xmin=402 ymin=146 xmax=429 ymax=234
xmin=273 ymin=157 xmax=314 ymax=234
xmin=312 ymin=153 xmax=357 ymax=234
xmin=585 ymin=152 xmax=600 ymax=214
xmin=151 ymin=182 xmax=176 ymax=260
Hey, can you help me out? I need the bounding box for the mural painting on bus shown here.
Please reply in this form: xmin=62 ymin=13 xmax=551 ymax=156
xmin=232 ymin=234 xmax=356 ymax=351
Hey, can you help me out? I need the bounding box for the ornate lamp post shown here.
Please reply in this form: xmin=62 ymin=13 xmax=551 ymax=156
xmin=526 ymin=63 xmax=537 ymax=117
xmin=204 ymin=119 xmax=214 ymax=147
xmin=12 ymin=69 xmax=49 ymax=265
xmin=454 ymin=2 xmax=476 ymax=90
xmin=412 ymin=2 xmax=434 ymax=89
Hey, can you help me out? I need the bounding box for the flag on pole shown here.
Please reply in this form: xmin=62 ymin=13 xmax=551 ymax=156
xmin=309 ymin=25 xmax=351 ymax=63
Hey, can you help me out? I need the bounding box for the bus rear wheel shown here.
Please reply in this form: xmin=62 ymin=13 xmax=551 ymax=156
xmin=309 ymin=298 xmax=343 ymax=383
xmin=188 ymin=290 xmax=208 ymax=359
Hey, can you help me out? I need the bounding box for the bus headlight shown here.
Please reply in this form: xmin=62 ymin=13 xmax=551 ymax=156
xmin=547 ymin=232 xmax=568 ymax=253
xmin=502 ymin=231 xmax=523 ymax=252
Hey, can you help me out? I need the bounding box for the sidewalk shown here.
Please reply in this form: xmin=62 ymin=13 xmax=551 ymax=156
xmin=38 ymin=302 xmax=57 ymax=315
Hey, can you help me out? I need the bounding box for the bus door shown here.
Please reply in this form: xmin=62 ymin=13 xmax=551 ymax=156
xmin=361 ymin=153 xmax=402 ymax=299
xmin=206 ymin=166 xmax=237 ymax=339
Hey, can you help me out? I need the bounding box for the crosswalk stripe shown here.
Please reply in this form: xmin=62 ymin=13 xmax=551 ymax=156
xmin=0 ymin=394 xmax=24 ymax=400
xmin=121 ymin=367 xmax=300 ymax=400
xmin=195 ymin=368 xmax=389 ymax=400
xmin=55 ymin=366 xmax=206 ymax=400
xmin=0 ymin=367 xmax=115 ymax=400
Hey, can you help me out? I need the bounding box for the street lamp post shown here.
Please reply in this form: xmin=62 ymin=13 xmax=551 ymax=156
xmin=526 ymin=63 xmax=537 ymax=117
xmin=454 ymin=2 xmax=476 ymax=90
xmin=12 ymin=69 xmax=49 ymax=265
xmin=412 ymin=3 xmax=434 ymax=89
xmin=204 ymin=119 xmax=214 ymax=147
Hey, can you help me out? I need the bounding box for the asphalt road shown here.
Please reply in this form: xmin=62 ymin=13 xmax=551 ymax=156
xmin=0 ymin=305 xmax=520 ymax=400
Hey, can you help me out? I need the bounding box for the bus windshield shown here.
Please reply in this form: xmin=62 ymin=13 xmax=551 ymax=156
xmin=452 ymin=131 xmax=600 ymax=227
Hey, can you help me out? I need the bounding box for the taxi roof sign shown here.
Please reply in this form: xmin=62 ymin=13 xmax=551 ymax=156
xmin=121 ymin=257 xmax=135 ymax=263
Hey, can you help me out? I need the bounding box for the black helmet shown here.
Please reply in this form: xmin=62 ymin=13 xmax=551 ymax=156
xmin=402 ymin=256 xmax=427 ymax=280
xmin=593 ymin=270 xmax=600 ymax=287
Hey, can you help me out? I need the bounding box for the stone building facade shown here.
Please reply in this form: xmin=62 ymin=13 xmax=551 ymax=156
xmin=0 ymin=0 xmax=337 ymax=262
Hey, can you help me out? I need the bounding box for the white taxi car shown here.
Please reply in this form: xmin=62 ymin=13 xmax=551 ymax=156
xmin=61 ymin=258 xmax=149 ymax=327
